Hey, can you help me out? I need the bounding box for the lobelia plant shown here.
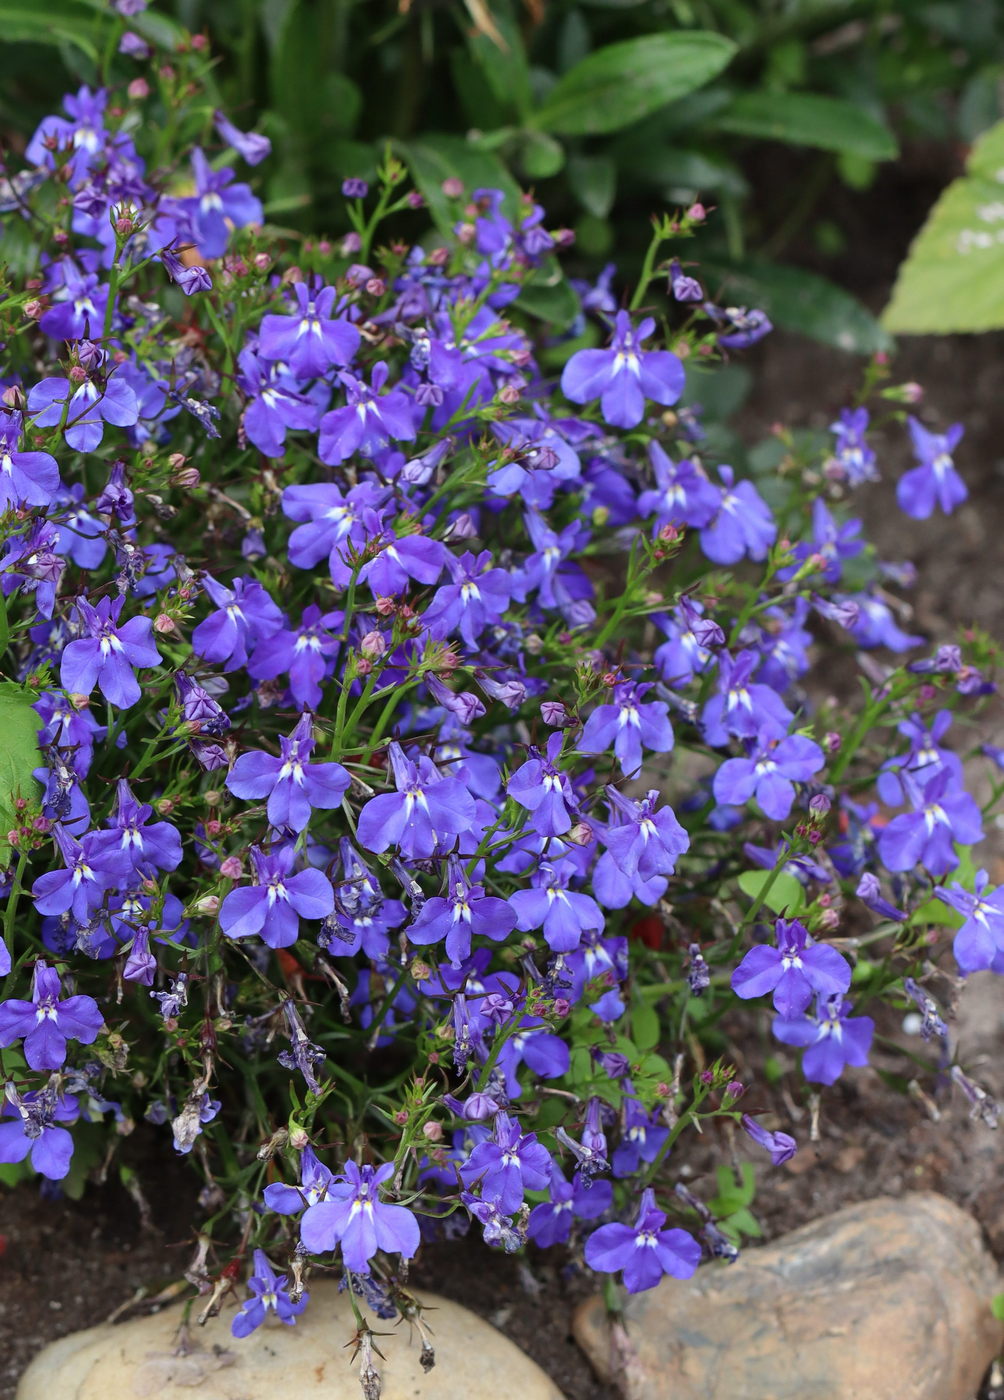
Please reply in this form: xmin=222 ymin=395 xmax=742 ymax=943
xmin=0 ymin=36 xmax=1001 ymax=1398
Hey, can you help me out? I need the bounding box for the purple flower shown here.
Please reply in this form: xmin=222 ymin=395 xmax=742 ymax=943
xmin=732 ymin=918 xmax=851 ymax=1018
xmin=585 ymin=1188 xmax=700 ymax=1294
xmin=510 ymin=862 xmax=604 ymax=954
xmin=876 ymin=710 xmax=962 ymax=806
xmin=507 ymin=732 xmax=575 ymax=837
xmin=855 ymin=873 xmax=905 ymax=922
xmin=653 ymin=599 xmax=723 ymax=685
xmin=192 ymin=574 xmax=285 ymax=672
xmin=713 ymin=732 xmax=825 ymax=820
xmin=160 ymin=247 xmax=213 ymax=296
xmin=90 ymin=779 xmax=182 ymax=877
xmin=357 ymin=742 xmax=476 ymax=859
xmin=0 ymin=1085 xmax=79 ymax=1180
xmin=357 ymin=521 xmax=447 ymax=598
xmin=459 ymin=1110 xmax=551 ymax=1212
xmin=705 ymin=303 xmax=772 ymax=350
xmin=28 ymin=373 xmax=139 ymax=453
xmin=561 ymin=310 xmax=684 ymax=429
xmin=699 ymin=467 xmax=776 ymax=565
xmin=611 ymin=1094 xmax=668 ymax=1176
xmin=408 ymin=855 xmax=516 ymax=968
xmin=219 ymin=844 xmax=335 ymax=948
xmin=184 ymin=148 xmax=263 ymax=258
xmin=318 ymin=364 xmax=417 ymax=464
xmin=38 ymin=265 xmax=109 ymax=341
xmin=782 ymin=499 xmax=862 ymax=584
xmin=248 ymin=605 xmax=342 ymax=709
xmin=60 ymin=595 xmax=160 ymax=708
xmin=579 ymin=682 xmax=673 ymax=777
xmin=897 ymin=417 xmax=966 ymax=519
xmin=637 ymin=443 xmax=721 ymax=529
xmin=422 ymin=550 xmax=512 ymax=648
xmin=527 ymin=1161 xmax=613 ymax=1247
xmin=877 ymin=768 xmax=983 ymax=878
xmin=299 ymin=1160 xmax=420 ymax=1273
xmin=0 ymin=961 xmax=103 ymax=1070
xmin=773 ymin=993 xmax=874 ymax=1085
xmin=236 ymin=344 xmax=324 ymax=456
xmin=258 ymin=282 xmax=359 ymax=379
xmin=701 ymin=650 xmax=794 ymax=748
xmin=175 ymin=672 xmax=231 ymax=736
xmin=741 ymin=1114 xmax=797 ymax=1165
xmin=214 ymin=111 xmax=272 ymax=166
xmin=0 ymin=409 xmax=61 ymax=509
xmin=829 ymin=407 xmax=877 ymax=486
xmin=264 ymin=1145 xmax=335 ymax=1215
xmin=31 ymin=825 xmax=129 ymax=923
xmin=935 ymin=869 xmax=1004 ymax=975
xmin=594 ymin=788 xmax=689 ymax=908
xmin=232 ymin=1249 xmax=308 ymax=1338
xmin=226 ymin=713 xmax=350 ymax=834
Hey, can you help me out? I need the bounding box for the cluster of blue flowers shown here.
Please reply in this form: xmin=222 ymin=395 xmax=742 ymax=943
xmin=0 ymin=42 xmax=999 ymax=1365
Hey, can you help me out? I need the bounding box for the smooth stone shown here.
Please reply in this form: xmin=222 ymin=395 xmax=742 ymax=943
xmin=573 ymin=1192 xmax=1003 ymax=1400
xmin=17 ymin=1281 xmax=566 ymax=1400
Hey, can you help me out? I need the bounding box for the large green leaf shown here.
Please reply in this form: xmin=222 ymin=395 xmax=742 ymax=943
xmin=702 ymin=259 xmax=892 ymax=353
xmin=883 ymin=119 xmax=1004 ymax=333
xmin=713 ymin=92 xmax=898 ymax=161
xmin=4 ymin=0 xmax=102 ymax=59
xmin=0 ymin=681 xmax=42 ymax=865
xmin=532 ymin=31 xmax=737 ymax=137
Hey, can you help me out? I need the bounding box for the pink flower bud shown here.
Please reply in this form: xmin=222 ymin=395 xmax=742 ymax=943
xmin=220 ymin=856 xmax=242 ymax=880
xmin=360 ymin=630 xmax=386 ymax=659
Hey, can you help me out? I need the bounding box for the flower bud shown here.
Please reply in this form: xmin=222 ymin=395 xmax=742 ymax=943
xmin=220 ymin=856 xmax=242 ymax=880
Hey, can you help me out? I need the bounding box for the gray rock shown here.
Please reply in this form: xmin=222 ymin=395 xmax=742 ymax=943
xmin=17 ymin=1281 xmax=566 ymax=1400
xmin=574 ymin=1192 xmax=1003 ymax=1400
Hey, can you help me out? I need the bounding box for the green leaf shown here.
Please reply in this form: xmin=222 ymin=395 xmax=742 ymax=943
xmin=883 ymin=121 xmax=1004 ymax=333
xmin=516 ymin=256 xmax=581 ymax=331
xmin=518 ymin=130 xmax=565 ymax=180
xmin=630 ymin=1000 xmax=660 ymax=1052
xmin=533 ymin=32 xmax=737 ymax=137
xmin=701 ymin=259 xmax=892 ymax=354
xmin=737 ymin=869 xmax=806 ymax=916
xmin=0 ymin=681 xmax=42 ymax=865
xmin=399 ymin=134 xmax=522 ymax=237
xmin=3 ymin=1 xmax=102 ymax=59
xmin=567 ymin=154 xmax=616 ymax=218
xmin=713 ymin=92 xmax=898 ymax=161
xmin=992 ymin=1292 xmax=1004 ymax=1322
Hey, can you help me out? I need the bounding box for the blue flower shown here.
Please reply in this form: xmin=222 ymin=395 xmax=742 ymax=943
xmin=459 ymin=1110 xmax=551 ymax=1212
xmin=184 ymin=148 xmax=263 ymax=258
xmin=732 ymin=918 xmax=851 ymax=1019
xmin=527 ymin=1161 xmax=613 ymax=1247
xmin=579 ymin=682 xmax=674 ymax=777
xmin=213 ymin=110 xmax=272 ymax=166
xmin=299 ymin=1160 xmax=420 ymax=1273
xmin=772 ymin=993 xmax=874 ymax=1085
xmin=258 ymin=281 xmax=359 ymax=379
xmin=585 ymin=1187 xmax=700 ymax=1293
xmin=897 ymin=416 xmax=966 ymax=519
xmin=877 ymin=768 xmax=983 ymax=877
xmin=357 ymin=742 xmax=476 ymax=859
xmin=0 ymin=961 xmax=103 ymax=1070
xmin=232 ymin=1250 xmax=308 ymax=1338
xmin=28 ymin=372 xmax=139 ymax=453
xmin=219 ymin=844 xmax=334 ymax=949
xmin=407 ymin=855 xmax=516 ymax=968
xmin=713 ymin=731 xmax=825 ymax=820
xmin=0 ymin=1085 xmax=79 ymax=1180
xmin=226 ymin=713 xmax=350 ymax=834
xmin=561 ymin=310 xmax=684 ymax=429
xmin=60 ymin=596 xmax=161 ymax=709
xmin=935 ymin=869 xmax=1004 ymax=975
xmin=698 ymin=466 xmax=776 ymax=565
xmin=0 ymin=409 xmax=61 ymax=509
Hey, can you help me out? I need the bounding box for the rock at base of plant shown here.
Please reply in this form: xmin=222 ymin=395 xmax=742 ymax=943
xmin=17 ymin=1282 xmax=566 ymax=1400
xmin=573 ymin=1192 xmax=1003 ymax=1400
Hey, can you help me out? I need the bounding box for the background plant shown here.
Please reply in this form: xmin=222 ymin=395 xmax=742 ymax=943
xmin=7 ymin=0 xmax=1004 ymax=354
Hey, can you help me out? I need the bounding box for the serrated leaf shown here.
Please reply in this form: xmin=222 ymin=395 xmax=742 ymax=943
xmin=883 ymin=124 xmax=1004 ymax=333
xmin=0 ymin=681 xmax=42 ymax=866
xmin=736 ymin=869 xmax=806 ymax=916
xmin=702 ymin=259 xmax=892 ymax=353
xmin=713 ymin=92 xmax=898 ymax=161
xmin=533 ymin=32 xmax=736 ymax=137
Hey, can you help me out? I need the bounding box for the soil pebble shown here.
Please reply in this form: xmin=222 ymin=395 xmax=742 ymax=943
xmin=573 ymin=1192 xmax=1003 ymax=1400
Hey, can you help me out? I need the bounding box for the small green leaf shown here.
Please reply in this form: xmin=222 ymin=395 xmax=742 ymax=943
xmin=518 ymin=130 xmax=565 ymax=181
xmin=533 ymin=32 xmax=736 ymax=137
xmin=630 ymin=999 xmax=660 ymax=1052
xmin=4 ymin=1 xmax=101 ymax=59
xmin=713 ymin=92 xmax=898 ymax=161
xmin=737 ymin=869 xmax=806 ymax=916
xmin=991 ymin=1292 xmax=1004 ymax=1322
xmin=567 ymin=154 xmax=617 ymax=218
xmin=400 ymin=134 xmax=522 ymax=237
